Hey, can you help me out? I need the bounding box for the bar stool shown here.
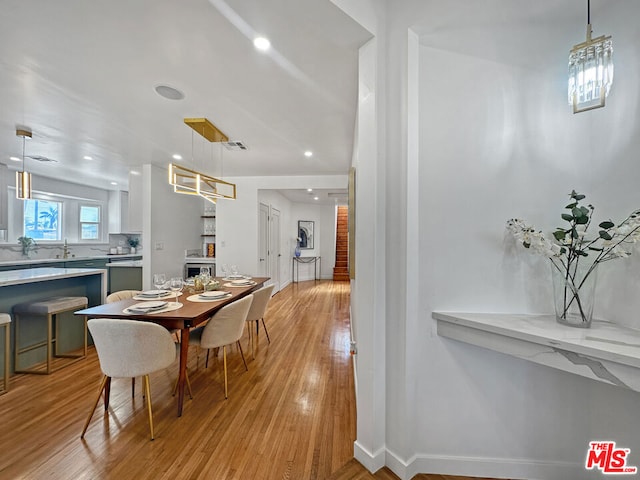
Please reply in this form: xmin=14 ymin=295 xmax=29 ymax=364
xmin=0 ymin=313 xmax=10 ymax=394
xmin=13 ymin=296 xmax=88 ymax=374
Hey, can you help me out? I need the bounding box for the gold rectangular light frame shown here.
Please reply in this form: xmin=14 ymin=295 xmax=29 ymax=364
xmin=184 ymin=118 xmax=229 ymax=143
xmin=170 ymin=117 xmax=236 ymax=203
xmin=168 ymin=163 xmax=236 ymax=204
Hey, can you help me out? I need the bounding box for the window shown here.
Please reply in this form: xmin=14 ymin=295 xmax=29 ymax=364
xmin=24 ymin=199 xmax=62 ymax=240
xmin=80 ymin=205 xmax=101 ymax=240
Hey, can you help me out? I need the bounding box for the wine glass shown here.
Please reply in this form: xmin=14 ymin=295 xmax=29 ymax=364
xmin=153 ymin=273 xmax=166 ymax=291
xmin=169 ymin=277 xmax=183 ymax=306
xmin=231 ymin=264 xmax=239 ymax=277
xmin=199 ymin=266 xmax=210 ymax=285
xmin=221 ymin=264 xmax=229 ymax=279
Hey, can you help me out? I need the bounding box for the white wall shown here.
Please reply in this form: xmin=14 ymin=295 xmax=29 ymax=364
xmin=141 ymin=164 xmax=202 ymax=288
xmin=343 ymin=1 xmax=640 ymax=479
xmin=352 ymin=30 xmax=390 ymax=476
xmin=291 ymin=203 xmax=336 ymax=281
xmin=0 ymin=173 xmax=111 ymax=260
xmin=413 ymin=41 xmax=640 ymax=480
xmin=215 ymin=175 xmax=347 ymax=283
xmin=258 ymin=189 xmax=293 ymax=288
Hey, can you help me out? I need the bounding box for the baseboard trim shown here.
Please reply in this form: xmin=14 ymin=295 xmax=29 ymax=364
xmin=383 ymin=450 xmax=585 ymax=480
xmin=354 ymin=441 xmax=386 ymax=474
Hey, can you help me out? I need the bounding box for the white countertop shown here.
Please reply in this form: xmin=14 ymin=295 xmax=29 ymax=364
xmin=184 ymin=257 xmax=216 ymax=264
xmin=433 ymin=312 xmax=640 ymax=392
xmin=106 ymin=260 xmax=142 ymax=267
xmin=0 ymin=254 xmax=141 ymax=267
xmin=0 ymin=267 xmax=107 ymax=287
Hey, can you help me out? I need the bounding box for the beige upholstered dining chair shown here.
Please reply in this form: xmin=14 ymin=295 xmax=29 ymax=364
xmin=188 ymin=295 xmax=253 ymax=399
xmin=245 ymin=284 xmax=275 ymax=357
xmin=106 ymin=290 xmax=141 ymax=303
xmin=106 ymin=290 xmax=187 ymax=400
xmin=106 ymin=290 xmax=141 ymax=397
xmin=81 ymin=318 xmax=177 ymax=440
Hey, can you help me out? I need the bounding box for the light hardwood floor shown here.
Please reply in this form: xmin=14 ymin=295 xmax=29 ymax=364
xmin=0 ymin=280 xmax=500 ymax=480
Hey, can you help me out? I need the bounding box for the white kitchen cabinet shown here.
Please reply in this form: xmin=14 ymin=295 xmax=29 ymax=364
xmin=107 ymin=171 xmax=142 ymax=234
xmin=107 ymin=190 xmax=129 ymax=233
xmin=127 ymin=172 xmax=142 ymax=232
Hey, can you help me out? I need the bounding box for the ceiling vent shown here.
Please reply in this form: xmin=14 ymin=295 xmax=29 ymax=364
xmin=26 ymin=155 xmax=57 ymax=163
xmin=222 ymin=141 xmax=248 ymax=151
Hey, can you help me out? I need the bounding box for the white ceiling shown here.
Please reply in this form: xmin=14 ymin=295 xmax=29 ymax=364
xmin=276 ymin=188 xmax=348 ymax=206
xmin=0 ymin=0 xmax=371 ymax=192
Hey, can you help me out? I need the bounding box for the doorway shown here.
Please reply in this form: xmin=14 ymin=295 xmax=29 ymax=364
xmin=258 ymin=203 xmax=269 ymax=277
xmin=258 ymin=202 xmax=282 ymax=291
xmin=269 ymin=207 xmax=281 ymax=291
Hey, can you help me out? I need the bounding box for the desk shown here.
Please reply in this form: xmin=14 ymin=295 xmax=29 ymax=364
xmin=292 ymin=256 xmax=321 ymax=282
xmin=75 ymin=277 xmax=267 ymax=417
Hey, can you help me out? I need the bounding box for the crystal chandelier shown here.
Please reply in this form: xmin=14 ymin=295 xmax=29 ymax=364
xmin=568 ymin=0 xmax=613 ymax=113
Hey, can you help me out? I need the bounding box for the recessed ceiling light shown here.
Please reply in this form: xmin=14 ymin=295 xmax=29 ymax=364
xmin=110 ymin=182 xmax=118 ymax=186
xmin=83 ymin=155 xmax=93 ymax=160
xmin=304 ymin=151 xmax=313 ymax=158
xmin=172 ymin=154 xmax=183 ymax=160
xmin=254 ymin=37 xmax=271 ymax=51
xmin=9 ymin=156 xmax=20 ymax=162
xmin=154 ymin=84 xmax=185 ymax=100
xmin=130 ymin=170 xmax=141 ymax=176
xmin=307 ymin=188 xmax=313 ymax=192
xmin=314 ymin=196 xmax=319 ymax=201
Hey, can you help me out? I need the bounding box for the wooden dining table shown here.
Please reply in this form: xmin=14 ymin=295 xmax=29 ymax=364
xmin=74 ymin=277 xmax=268 ymax=417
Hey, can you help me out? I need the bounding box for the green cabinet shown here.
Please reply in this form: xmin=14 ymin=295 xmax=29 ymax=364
xmin=108 ymin=266 xmax=142 ymax=293
xmin=30 ymin=262 xmax=66 ymax=269
xmin=64 ymin=259 xmax=108 ymax=269
xmin=0 ymin=264 xmax=31 ymax=272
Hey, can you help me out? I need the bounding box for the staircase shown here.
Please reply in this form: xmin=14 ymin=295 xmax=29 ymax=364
xmin=333 ymin=206 xmax=350 ymax=281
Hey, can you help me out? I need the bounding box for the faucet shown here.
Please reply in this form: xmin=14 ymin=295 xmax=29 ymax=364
xmin=62 ymin=239 xmax=71 ymax=259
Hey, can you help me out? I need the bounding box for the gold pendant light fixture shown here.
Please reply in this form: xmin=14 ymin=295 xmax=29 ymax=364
xmin=15 ymin=128 xmax=32 ymax=200
xmin=568 ymin=0 xmax=613 ymax=113
xmin=168 ymin=118 xmax=236 ymax=204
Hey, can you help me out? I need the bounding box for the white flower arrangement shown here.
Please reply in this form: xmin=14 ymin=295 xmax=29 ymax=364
xmin=507 ymin=190 xmax=640 ymax=325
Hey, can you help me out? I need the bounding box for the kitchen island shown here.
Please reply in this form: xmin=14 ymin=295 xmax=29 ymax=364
xmin=0 ymin=267 xmax=106 ymax=375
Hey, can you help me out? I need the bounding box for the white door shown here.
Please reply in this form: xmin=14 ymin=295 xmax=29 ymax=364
xmin=258 ymin=203 xmax=269 ymax=277
xmin=269 ymin=207 xmax=281 ymax=291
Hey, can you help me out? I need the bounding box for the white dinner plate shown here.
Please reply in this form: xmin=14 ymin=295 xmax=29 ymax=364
xmin=199 ymin=291 xmax=230 ymax=298
xmin=137 ymin=290 xmax=169 ymax=297
xmin=231 ymin=279 xmax=253 ymax=285
xmin=130 ymin=301 xmax=167 ymax=311
xmin=224 ymin=281 xmax=256 ymax=287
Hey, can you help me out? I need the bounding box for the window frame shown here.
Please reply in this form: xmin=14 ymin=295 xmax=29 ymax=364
xmin=23 ymin=197 xmax=63 ymax=242
xmin=79 ymin=204 xmax=101 ymax=241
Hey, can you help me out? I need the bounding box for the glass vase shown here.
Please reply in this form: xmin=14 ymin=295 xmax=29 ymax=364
xmin=551 ymin=261 xmax=597 ymax=328
xmin=295 ymin=244 xmax=301 ymax=257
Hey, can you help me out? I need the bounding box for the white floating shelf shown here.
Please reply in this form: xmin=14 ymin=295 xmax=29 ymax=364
xmin=433 ymin=312 xmax=640 ymax=392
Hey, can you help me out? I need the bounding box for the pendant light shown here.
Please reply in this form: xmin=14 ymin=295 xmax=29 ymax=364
xmin=15 ymin=128 xmax=32 ymax=200
xmin=568 ymin=0 xmax=613 ymax=113
xmin=168 ymin=118 xmax=236 ymax=204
